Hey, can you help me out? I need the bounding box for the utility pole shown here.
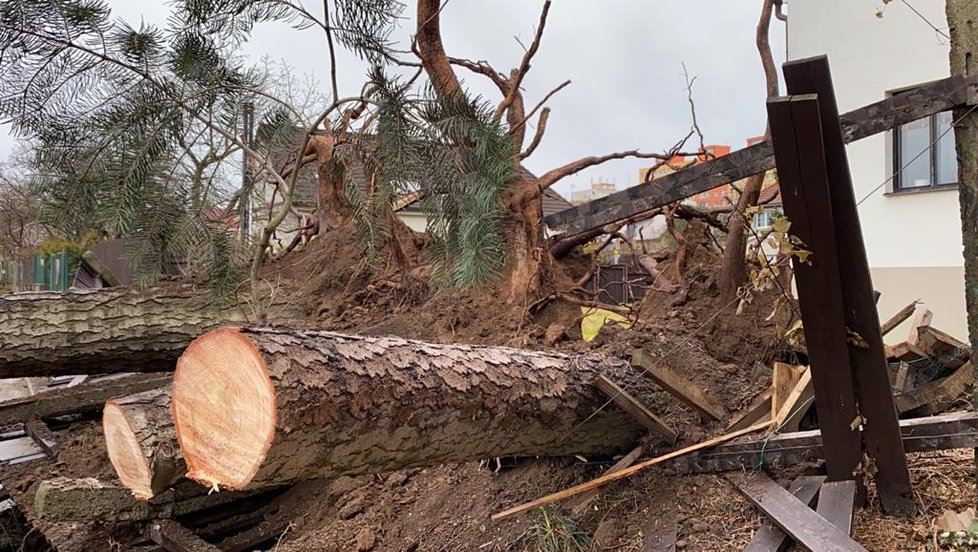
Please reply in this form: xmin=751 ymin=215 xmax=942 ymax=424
xmin=239 ymin=102 xmax=255 ymax=240
xmin=945 ymin=0 xmax=978 ymax=491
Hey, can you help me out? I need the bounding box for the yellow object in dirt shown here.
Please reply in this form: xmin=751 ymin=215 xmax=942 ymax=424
xmin=580 ymin=307 xmax=632 ymax=342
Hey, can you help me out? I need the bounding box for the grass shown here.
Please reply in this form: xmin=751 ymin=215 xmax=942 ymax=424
xmin=510 ymin=505 xmax=592 ymax=552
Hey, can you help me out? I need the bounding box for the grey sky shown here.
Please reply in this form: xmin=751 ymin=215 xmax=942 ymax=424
xmin=0 ymin=1 xmax=787 ymax=199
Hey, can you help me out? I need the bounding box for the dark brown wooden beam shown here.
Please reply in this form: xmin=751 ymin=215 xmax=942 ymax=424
xmin=736 ymin=473 xmax=867 ymax=552
xmin=216 ymin=521 xmax=288 ymax=552
xmin=665 ymin=411 xmax=978 ymax=475
xmin=816 ymin=480 xmax=857 ymax=535
xmin=784 ymin=55 xmax=914 ymax=516
xmin=743 ymin=475 xmax=826 ymax=552
xmin=767 ymin=94 xmax=863 ymax=482
xmin=150 ymin=520 xmax=220 ymax=552
xmin=545 ymin=74 xmax=978 ymax=238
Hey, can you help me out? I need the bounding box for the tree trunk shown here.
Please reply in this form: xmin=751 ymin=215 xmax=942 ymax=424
xmin=506 ymin=189 xmax=550 ymax=302
xmin=945 ymin=0 xmax=978 ymax=490
xmin=103 ymin=387 xmax=184 ymax=500
xmin=171 ymin=327 xmax=645 ymax=492
xmin=717 ymin=0 xmax=779 ymax=303
xmin=0 ymin=286 xmax=301 ymax=377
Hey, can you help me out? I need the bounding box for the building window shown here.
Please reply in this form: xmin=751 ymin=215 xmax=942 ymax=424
xmin=894 ymin=111 xmax=957 ymax=191
xmin=754 ymin=208 xmax=780 ymax=229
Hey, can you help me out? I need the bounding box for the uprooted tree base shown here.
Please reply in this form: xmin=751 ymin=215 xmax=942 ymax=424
xmin=3 ymin=216 xmax=805 ymax=552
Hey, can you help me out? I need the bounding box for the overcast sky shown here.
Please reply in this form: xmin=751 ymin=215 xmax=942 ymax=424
xmin=0 ymin=0 xmax=789 ymax=199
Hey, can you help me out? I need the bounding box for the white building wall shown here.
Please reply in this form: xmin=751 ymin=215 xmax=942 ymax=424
xmin=788 ymin=0 xmax=968 ymax=340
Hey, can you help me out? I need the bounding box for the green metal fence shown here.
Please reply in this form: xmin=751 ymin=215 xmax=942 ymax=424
xmin=0 ymin=251 xmax=73 ymax=292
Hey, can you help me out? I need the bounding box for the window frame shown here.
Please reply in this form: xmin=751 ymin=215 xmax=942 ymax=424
xmin=892 ymin=111 xmax=958 ymax=192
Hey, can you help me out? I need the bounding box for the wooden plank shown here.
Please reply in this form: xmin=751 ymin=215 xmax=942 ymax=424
xmin=916 ymin=325 xmax=969 ymax=357
xmin=545 ymin=74 xmax=978 ymax=238
xmin=491 ymin=421 xmax=773 ymax=521
xmin=150 ymin=520 xmax=221 ymax=552
xmin=744 ymin=475 xmax=826 ymax=552
xmin=726 ymin=388 xmax=773 ymax=432
xmin=593 ymin=375 xmax=676 ymax=443
xmin=772 ymin=369 xmax=813 ymax=428
xmin=816 ymin=480 xmax=857 ymax=535
xmin=0 ymin=373 xmax=171 ymax=426
xmin=886 ymin=341 xmax=930 ymax=363
xmin=767 ymin=94 xmax=863 ymax=482
xmin=880 ymin=301 xmax=918 ymax=337
xmin=784 ymin=57 xmax=914 ymax=515
xmin=666 ymin=411 xmax=978 ymax=475
xmin=770 ymin=363 xmax=797 ymax=422
xmin=34 ymin=478 xmax=276 ymax=522
xmin=737 ymin=473 xmax=867 ymax=552
xmin=893 ymin=362 xmax=912 ymax=393
xmin=630 ymin=349 xmax=729 ymax=421
xmin=564 ymin=446 xmax=643 ymax=514
xmin=907 ymin=309 xmax=934 ymax=346
xmin=894 ymin=362 xmax=974 ymax=414
xmin=24 ymin=418 xmax=57 ymax=458
xmin=216 ymin=521 xmax=289 ymax=552
xmin=81 ymin=250 xmax=122 ymax=287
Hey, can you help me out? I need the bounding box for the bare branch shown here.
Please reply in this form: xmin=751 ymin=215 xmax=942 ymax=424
xmin=519 ymin=107 xmax=549 ymax=160
xmin=510 ymin=79 xmax=570 ymax=135
xmin=493 ymin=0 xmax=552 ymax=120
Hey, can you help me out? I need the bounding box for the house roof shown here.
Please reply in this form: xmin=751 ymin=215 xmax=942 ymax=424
xmin=758 ymin=184 xmax=782 ymax=206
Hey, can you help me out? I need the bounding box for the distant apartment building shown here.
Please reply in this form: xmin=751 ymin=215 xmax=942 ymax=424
xmin=571 ymin=181 xmax=617 ymax=206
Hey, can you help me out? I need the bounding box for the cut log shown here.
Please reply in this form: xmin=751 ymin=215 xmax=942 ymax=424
xmin=0 ymin=373 xmax=171 ymax=427
xmin=0 ymin=287 xmax=300 ymax=377
xmin=104 ymin=387 xmax=184 ymax=500
xmin=33 ymin=478 xmax=276 ymax=522
xmin=172 ymin=327 xmax=646 ymax=491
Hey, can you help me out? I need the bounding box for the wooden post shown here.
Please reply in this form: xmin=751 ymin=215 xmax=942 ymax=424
xmin=766 ymin=94 xmax=863 ymax=482
xmin=783 ymin=56 xmax=915 ymax=516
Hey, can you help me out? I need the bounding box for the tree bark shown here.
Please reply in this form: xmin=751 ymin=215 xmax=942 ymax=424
xmin=103 ymin=387 xmax=185 ymax=500
xmin=0 ymin=286 xmax=301 ymax=377
xmin=945 ymin=0 xmax=978 ymax=490
xmin=171 ymin=327 xmax=645 ymax=491
xmin=718 ymin=0 xmax=780 ymax=303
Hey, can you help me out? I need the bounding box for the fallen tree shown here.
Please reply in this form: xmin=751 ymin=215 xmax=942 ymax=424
xmin=0 ymin=287 xmax=301 ymax=377
xmin=166 ymin=327 xmax=646 ymax=492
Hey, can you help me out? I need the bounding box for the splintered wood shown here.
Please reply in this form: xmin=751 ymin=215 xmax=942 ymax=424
xmin=491 ymin=421 xmax=773 ymax=521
